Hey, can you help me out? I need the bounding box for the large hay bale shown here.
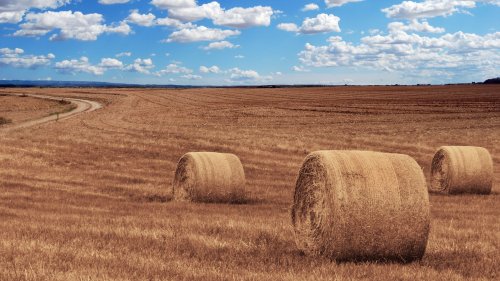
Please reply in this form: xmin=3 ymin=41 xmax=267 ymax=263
xmin=430 ymin=146 xmax=493 ymax=194
xmin=291 ymin=150 xmax=430 ymax=262
xmin=172 ymin=152 xmax=246 ymax=203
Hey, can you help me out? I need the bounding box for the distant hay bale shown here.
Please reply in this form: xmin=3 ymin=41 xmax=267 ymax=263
xmin=291 ymin=150 xmax=430 ymax=262
xmin=430 ymin=146 xmax=493 ymax=194
xmin=172 ymin=152 xmax=246 ymax=203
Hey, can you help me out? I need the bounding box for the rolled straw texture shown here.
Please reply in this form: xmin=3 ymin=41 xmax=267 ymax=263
xmin=291 ymin=150 xmax=430 ymax=262
xmin=173 ymin=152 xmax=246 ymax=203
xmin=430 ymin=146 xmax=493 ymax=194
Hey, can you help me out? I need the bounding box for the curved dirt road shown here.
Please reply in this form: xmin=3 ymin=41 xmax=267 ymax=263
xmin=0 ymin=93 xmax=102 ymax=132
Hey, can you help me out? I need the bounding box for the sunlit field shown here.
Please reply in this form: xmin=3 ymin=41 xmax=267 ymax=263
xmin=0 ymin=85 xmax=498 ymax=280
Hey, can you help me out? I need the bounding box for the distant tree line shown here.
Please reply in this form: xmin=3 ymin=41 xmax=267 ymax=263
xmin=483 ymin=77 xmax=500 ymax=84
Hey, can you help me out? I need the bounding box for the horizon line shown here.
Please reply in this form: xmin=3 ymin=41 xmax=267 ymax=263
xmin=1 ymin=78 xmax=498 ymax=88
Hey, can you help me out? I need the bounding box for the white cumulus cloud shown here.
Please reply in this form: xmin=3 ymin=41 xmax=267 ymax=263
xmin=212 ymin=6 xmax=274 ymax=28
xmin=99 ymin=58 xmax=123 ymax=68
xmin=154 ymin=1 xmax=274 ymax=29
xmin=167 ymin=1 xmax=222 ymax=22
xmin=298 ymin=28 xmax=500 ymax=80
xmin=201 ymin=41 xmax=239 ymax=50
xmin=181 ymin=74 xmax=202 ymax=80
xmin=0 ymin=48 xmax=23 ymax=55
xmin=165 ymin=26 xmax=240 ymax=43
xmin=98 ymin=0 xmax=130 ymax=4
xmin=292 ymin=65 xmax=311 ymax=72
xmin=229 ymin=67 xmax=260 ymax=81
xmin=0 ymin=11 xmax=25 ymax=23
xmin=483 ymin=0 xmax=500 ymax=6
xmin=0 ymin=47 xmax=55 ymax=68
xmin=14 ymin=10 xmax=131 ymax=41
xmin=0 ymin=0 xmax=71 ymax=24
xmin=55 ymin=57 xmax=105 ymax=75
xmin=278 ymin=13 xmax=341 ymax=34
xmin=156 ymin=63 xmax=192 ymax=75
xmin=388 ymin=20 xmax=445 ymax=33
xmin=199 ymin=65 xmax=221 ymax=73
xmin=156 ymin=17 xmax=194 ymax=29
xmin=125 ymin=9 xmax=195 ymax=28
xmin=150 ymin=0 xmax=197 ymax=9
xmin=382 ymin=0 xmax=476 ymax=19
xmin=302 ymin=3 xmax=320 ymax=11
xmin=277 ymin=23 xmax=300 ymax=32
xmin=125 ymin=58 xmax=155 ymax=74
xmin=126 ymin=10 xmax=156 ymax=26
xmin=227 ymin=68 xmax=273 ymax=83
xmin=116 ymin=52 xmax=132 ymax=57
xmin=325 ymin=0 xmax=364 ymax=8
xmin=301 ymin=13 xmax=341 ymax=33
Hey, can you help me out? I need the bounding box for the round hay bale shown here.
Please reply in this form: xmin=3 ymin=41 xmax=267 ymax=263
xmin=291 ymin=150 xmax=430 ymax=262
xmin=172 ymin=152 xmax=246 ymax=203
xmin=430 ymin=146 xmax=493 ymax=194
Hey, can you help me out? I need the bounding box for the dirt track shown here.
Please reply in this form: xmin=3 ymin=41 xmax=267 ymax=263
xmin=0 ymin=93 xmax=102 ymax=132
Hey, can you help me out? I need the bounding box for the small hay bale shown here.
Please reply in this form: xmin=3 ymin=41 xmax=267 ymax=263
xmin=291 ymin=150 xmax=430 ymax=262
xmin=430 ymin=146 xmax=493 ymax=194
xmin=172 ymin=152 xmax=246 ymax=203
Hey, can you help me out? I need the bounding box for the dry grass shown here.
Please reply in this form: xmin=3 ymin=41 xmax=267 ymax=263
xmin=431 ymin=146 xmax=493 ymax=194
xmin=0 ymin=95 xmax=75 ymax=123
xmin=0 ymin=85 xmax=499 ymax=280
xmin=292 ymin=150 xmax=430 ymax=262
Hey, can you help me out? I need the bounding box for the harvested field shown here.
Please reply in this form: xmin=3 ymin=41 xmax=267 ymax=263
xmin=0 ymin=85 xmax=499 ymax=280
xmin=0 ymin=94 xmax=74 ymax=124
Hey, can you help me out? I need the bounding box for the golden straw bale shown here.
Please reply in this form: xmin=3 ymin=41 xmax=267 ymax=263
xmin=430 ymin=146 xmax=493 ymax=194
xmin=291 ymin=150 xmax=430 ymax=262
xmin=172 ymin=152 xmax=246 ymax=203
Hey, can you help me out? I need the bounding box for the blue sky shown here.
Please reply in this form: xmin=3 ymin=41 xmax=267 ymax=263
xmin=0 ymin=0 xmax=499 ymax=85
